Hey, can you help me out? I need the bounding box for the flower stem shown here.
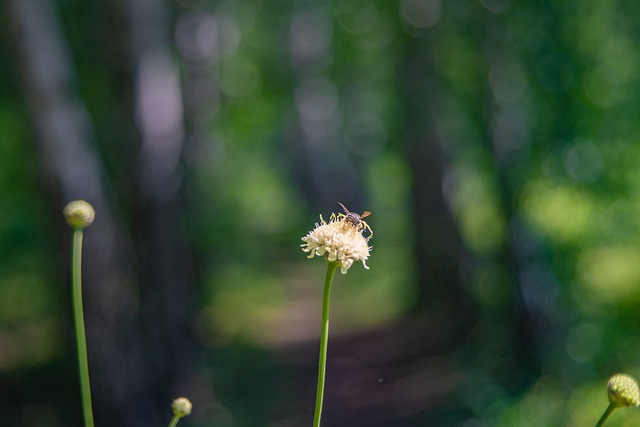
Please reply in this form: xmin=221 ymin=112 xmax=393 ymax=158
xmin=71 ymin=229 xmax=95 ymax=427
xmin=312 ymin=261 xmax=339 ymax=427
xmin=167 ymin=415 xmax=181 ymax=427
xmin=595 ymin=403 xmax=616 ymax=427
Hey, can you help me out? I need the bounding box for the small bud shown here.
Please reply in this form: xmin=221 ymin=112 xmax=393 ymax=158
xmin=63 ymin=200 xmax=95 ymax=229
xmin=608 ymin=373 xmax=640 ymax=408
xmin=171 ymin=397 xmax=192 ymax=418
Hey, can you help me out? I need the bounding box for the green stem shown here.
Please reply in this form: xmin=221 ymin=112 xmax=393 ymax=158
xmin=595 ymin=403 xmax=616 ymax=427
xmin=71 ymin=229 xmax=95 ymax=427
xmin=312 ymin=261 xmax=339 ymax=427
xmin=167 ymin=415 xmax=181 ymax=427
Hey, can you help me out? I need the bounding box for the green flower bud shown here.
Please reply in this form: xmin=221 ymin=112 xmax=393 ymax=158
xmin=63 ymin=200 xmax=95 ymax=229
xmin=171 ymin=397 xmax=192 ymax=417
xmin=608 ymin=373 xmax=640 ymax=408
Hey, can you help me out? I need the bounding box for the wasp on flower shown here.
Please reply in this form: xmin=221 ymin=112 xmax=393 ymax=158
xmin=301 ymin=203 xmax=372 ymax=274
xmin=337 ymin=202 xmax=373 ymax=238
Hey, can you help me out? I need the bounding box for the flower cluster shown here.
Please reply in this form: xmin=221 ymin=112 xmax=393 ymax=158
xmin=301 ymin=214 xmax=371 ymax=274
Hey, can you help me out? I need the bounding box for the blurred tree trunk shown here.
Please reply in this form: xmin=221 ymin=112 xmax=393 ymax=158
xmin=123 ymin=0 xmax=202 ymax=424
xmin=398 ymin=13 xmax=538 ymax=392
xmin=479 ymin=14 xmax=541 ymax=384
xmin=6 ymin=0 xmax=143 ymax=424
xmin=7 ymin=0 xmax=203 ymax=425
xmin=399 ymin=33 xmax=475 ymax=335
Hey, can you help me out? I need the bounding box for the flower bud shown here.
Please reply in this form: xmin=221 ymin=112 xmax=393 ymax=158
xmin=63 ymin=200 xmax=95 ymax=229
xmin=608 ymin=373 xmax=640 ymax=408
xmin=171 ymin=397 xmax=192 ymax=417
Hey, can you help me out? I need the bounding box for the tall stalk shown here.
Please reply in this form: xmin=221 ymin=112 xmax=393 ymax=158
xmin=64 ymin=200 xmax=96 ymax=427
xmin=71 ymin=229 xmax=94 ymax=427
xmin=312 ymin=261 xmax=339 ymax=427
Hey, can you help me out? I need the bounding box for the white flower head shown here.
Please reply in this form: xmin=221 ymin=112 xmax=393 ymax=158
xmin=301 ymin=213 xmax=372 ymax=274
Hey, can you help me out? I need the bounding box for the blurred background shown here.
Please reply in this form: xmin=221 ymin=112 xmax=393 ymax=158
xmin=2 ymin=0 xmax=640 ymax=426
